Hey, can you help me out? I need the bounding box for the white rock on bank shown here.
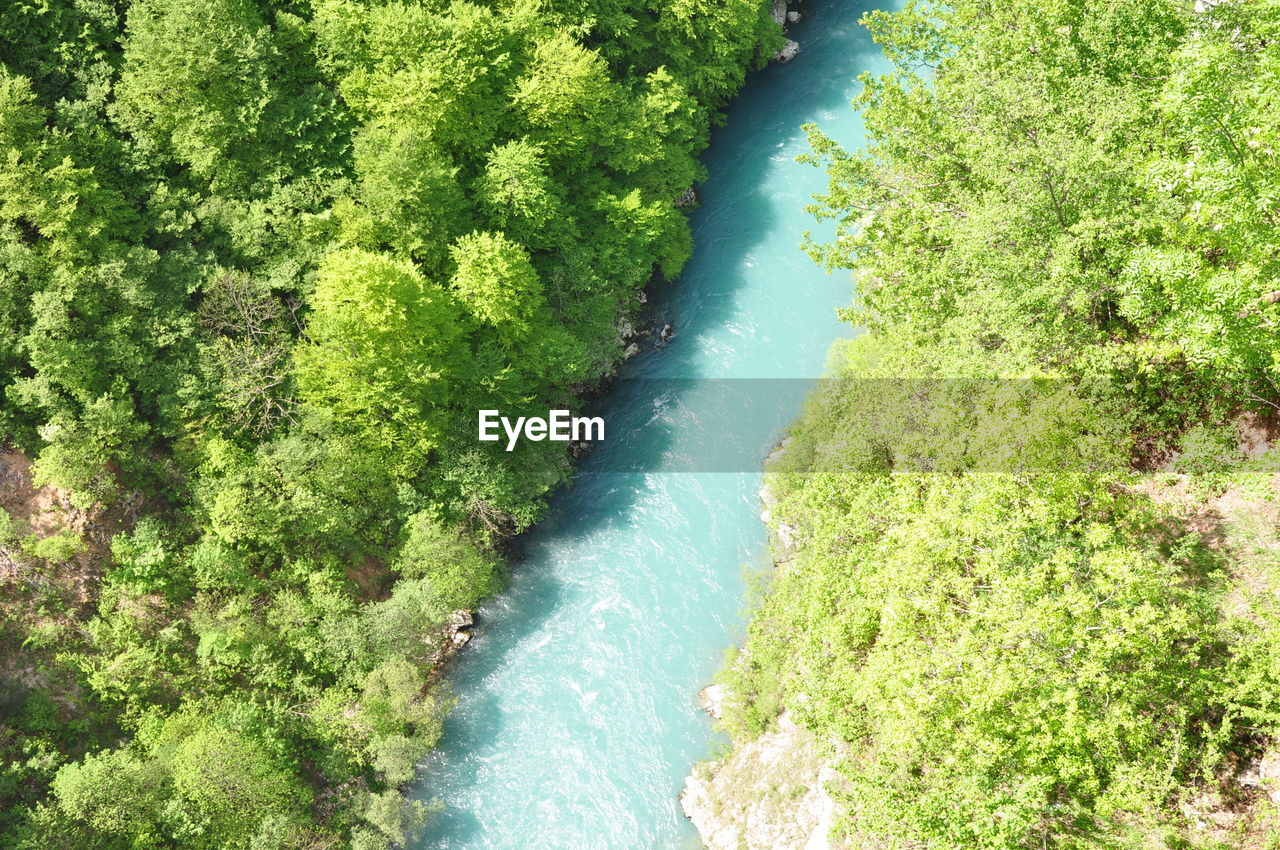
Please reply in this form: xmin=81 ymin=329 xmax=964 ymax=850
xmin=1239 ymin=751 xmax=1280 ymax=806
xmin=771 ymin=0 xmax=787 ymax=28
xmin=698 ymin=684 xmax=727 ymax=720
xmin=681 ymin=711 xmax=840 ymax=850
xmin=765 ymin=437 xmax=792 ymax=466
xmin=773 ymin=39 xmax=801 ymax=63
xmin=777 ymin=522 xmax=797 ymax=551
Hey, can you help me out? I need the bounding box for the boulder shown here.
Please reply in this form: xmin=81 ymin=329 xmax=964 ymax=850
xmin=770 ymin=0 xmax=787 ymax=28
xmin=1239 ymin=752 xmax=1280 ymax=805
xmin=624 ymin=343 xmax=641 ymax=359
xmin=660 ymin=323 xmax=674 ymax=344
xmin=787 ymin=10 xmax=802 ymax=23
xmin=676 ymin=186 xmax=699 ymax=208
xmin=765 ymin=437 xmax=792 ymax=466
xmin=773 ymin=39 xmax=800 ymax=63
xmin=429 ymin=609 xmax=477 ymax=666
xmin=698 ymin=684 xmax=727 ymax=720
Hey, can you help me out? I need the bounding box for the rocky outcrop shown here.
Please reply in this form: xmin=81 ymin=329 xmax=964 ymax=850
xmin=698 ymin=684 xmax=727 ymax=720
xmin=681 ymin=712 xmax=844 ymax=850
xmin=1238 ymin=751 xmax=1280 ymax=806
xmin=759 ymin=439 xmax=796 ymax=551
xmin=429 ymin=609 xmax=476 ymax=667
xmin=684 ymin=432 xmax=834 ymax=849
xmin=617 ymin=315 xmax=654 ymax=359
xmin=770 ymin=0 xmax=787 ymax=28
xmin=676 ymin=186 xmax=700 ymax=209
xmin=765 ymin=437 xmax=792 ymax=467
xmin=769 ymin=1 xmax=801 ymax=63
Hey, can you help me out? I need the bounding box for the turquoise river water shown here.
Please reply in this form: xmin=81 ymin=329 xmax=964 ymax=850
xmin=413 ymin=3 xmax=895 ymax=846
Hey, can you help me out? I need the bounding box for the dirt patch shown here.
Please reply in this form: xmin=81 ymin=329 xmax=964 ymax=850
xmin=0 ymin=448 xmax=119 ymax=612
xmin=1236 ymin=410 xmax=1280 ymax=460
xmin=0 ymin=451 xmax=82 ymax=536
xmin=346 ymin=556 xmax=394 ymax=602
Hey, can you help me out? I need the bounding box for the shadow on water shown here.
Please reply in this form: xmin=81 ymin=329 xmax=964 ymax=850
xmin=415 ymin=2 xmax=894 ymax=847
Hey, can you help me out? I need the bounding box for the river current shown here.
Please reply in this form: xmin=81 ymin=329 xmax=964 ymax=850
xmin=413 ymin=3 xmax=894 ymax=846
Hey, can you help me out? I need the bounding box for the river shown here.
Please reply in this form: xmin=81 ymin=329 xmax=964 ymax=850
xmin=412 ymin=2 xmax=894 ymax=846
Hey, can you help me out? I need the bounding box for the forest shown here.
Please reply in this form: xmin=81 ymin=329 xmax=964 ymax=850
xmin=717 ymin=0 xmax=1280 ymax=847
xmin=0 ymin=0 xmax=782 ymax=847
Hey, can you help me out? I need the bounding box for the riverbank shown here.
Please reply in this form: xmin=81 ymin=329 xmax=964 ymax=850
xmin=680 ymin=453 xmax=847 ymax=850
xmin=685 ymin=1 xmax=1280 ymax=846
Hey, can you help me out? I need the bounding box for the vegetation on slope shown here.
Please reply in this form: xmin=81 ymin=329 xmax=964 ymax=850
xmin=718 ymin=1 xmax=1280 ymax=846
xmin=0 ymin=0 xmax=783 ymax=846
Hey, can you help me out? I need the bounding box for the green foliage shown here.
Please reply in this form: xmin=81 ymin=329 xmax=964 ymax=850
xmin=396 ymin=511 xmax=501 ymax=610
xmin=166 ymin=721 xmax=309 ymax=848
xmin=50 ymin=749 xmax=165 ymax=839
xmin=720 ymin=2 xmax=1280 ymax=848
xmin=352 ymin=124 xmax=470 ymax=267
xmin=22 ymin=529 xmax=85 ymax=565
xmin=296 ymin=249 xmax=462 ymax=463
xmin=2 ymin=0 xmax=776 ymax=843
xmin=114 ymin=0 xmax=345 ymax=188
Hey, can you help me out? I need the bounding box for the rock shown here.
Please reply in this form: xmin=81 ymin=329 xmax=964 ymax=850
xmin=806 ymin=766 xmax=839 ymax=850
xmin=698 ymin=684 xmax=727 ymax=720
xmin=765 ymin=437 xmax=792 ymax=466
xmin=773 ymin=39 xmax=800 ymax=63
xmin=777 ymin=522 xmax=797 ymax=551
xmin=676 ymin=186 xmax=699 ymax=209
xmin=770 ymin=0 xmax=787 ymax=28
xmin=617 ymin=318 xmax=637 ymax=340
xmin=681 ymin=711 xmax=842 ymax=850
xmin=1239 ymin=751 xmax=1280 ymax=805
xmin=429 ymin=609 xmax=477 ymax=666
xmin=636 ymin=291 xmax=648 ymax=304
xmin=660 ymin=323 xmax=674 ymax=344
xmin=624 ymin=343 xmax=641 ymax=359
xmin=787 ymin=10 xmax=802 ymax=23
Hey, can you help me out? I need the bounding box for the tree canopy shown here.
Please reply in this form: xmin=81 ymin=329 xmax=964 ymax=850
xmin=0 ymin=0 xmax=783 ymax=845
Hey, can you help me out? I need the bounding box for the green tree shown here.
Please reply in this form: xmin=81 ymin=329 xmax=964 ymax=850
xmin=164 ymin=720 xmax=310 ymax=849
xmin=295 ymin=249 xmax=464 ymax=462
xmin=50 ymin=749 xmax=166 ymax=840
